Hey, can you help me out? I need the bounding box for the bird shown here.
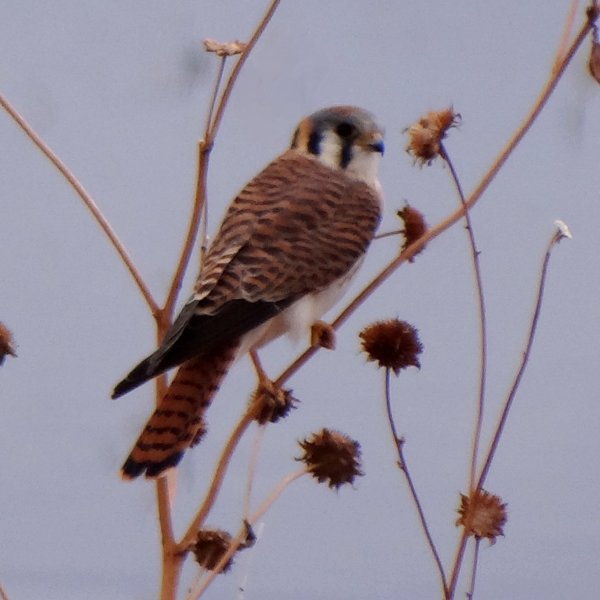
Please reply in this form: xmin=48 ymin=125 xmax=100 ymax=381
xmin=113 ymin=105 xmax=385 ymax=479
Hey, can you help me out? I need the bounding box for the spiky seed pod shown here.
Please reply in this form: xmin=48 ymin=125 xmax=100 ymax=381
xmin=397 ymin=205 xmax=428 ymax=260
xmin=456 ymin=489 xmax=507 ymax=543
xmin=406 ymin=107 xmax=460 ymax=165
xmin=251 ymin=381 xmax=297 ymax=425
xmin=298 ymin=428 xmax=363 ymax=489
xmin=192 ymin=529 xmax=234 ymax=573
xmin=360 ymin=319 xmax=423 ymax=375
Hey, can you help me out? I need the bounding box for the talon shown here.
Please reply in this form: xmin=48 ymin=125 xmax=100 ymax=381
xmin=311 ymin=320 xmax=336 ymax=350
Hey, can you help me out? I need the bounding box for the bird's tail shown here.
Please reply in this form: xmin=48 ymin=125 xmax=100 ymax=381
xmin=121 ymin=339 xmax=240 ymax=479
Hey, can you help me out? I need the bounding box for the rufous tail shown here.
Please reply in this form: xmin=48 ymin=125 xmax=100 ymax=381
xmin=121 ymin=340 xmax=239 ymax=479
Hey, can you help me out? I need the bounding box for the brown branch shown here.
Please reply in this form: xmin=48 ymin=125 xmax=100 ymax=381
xmin=555 ymin=0 xmax=581 ymax=69
xmin=163 ymin=0 xmax=282 ymax=317
xmin=207 ymin=0 xmax=282 ymax=143
xmin=0 ymin=94 xmax=159 ymax=316
xmin=476 ymin=228 xmax=567 ymax=491
xmin=384 ymin=369 xmax=448 ymax=597
xmin=440 ymin=144 xmax=488 ymax=494
xmin=465 ymin=538 xmax=481 ymax=600
xmin=447 ymin=529 xmax=469 ymax=599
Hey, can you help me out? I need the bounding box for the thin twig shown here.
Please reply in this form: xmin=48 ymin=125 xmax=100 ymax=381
xmin=200 ymin=56 xmax=227 ymax=264
xmin=188 ymin=467 xmax=307 ymax=599
xmin=440 ymin=144 xmax=488 ymax=493
xmin=447 ymin=529 xmax=469 ymax=599
xmin=163 ymin=0 xmax=282 ymax=317
xmin=466 ymin=538 xmax=481 ymax=600
xmin=555 ymin=0 xmax=580 ymax=69
xmin=204 ymin=56 xmax=227 ymax=138
xmin=476 ymin=229 xmax=565 ymax=490
xmin=373 ymin=228 xmax=404 ymax=240
xmin=207 ymin=0 xmax=281 ymax=142
xmin=0 ymin=94 xmax=159 ymax=316
xmin=243 ymin=425 xmax=267 ymax=519
xmin=384 ymin=369 xmax=449 ymax=596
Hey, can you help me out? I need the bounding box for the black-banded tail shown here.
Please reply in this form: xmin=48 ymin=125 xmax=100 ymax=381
xmin=121 ymin=340 xmax=240 ymax=479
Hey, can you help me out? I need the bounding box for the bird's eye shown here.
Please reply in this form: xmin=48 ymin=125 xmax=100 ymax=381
xmin=335 ymin=122 xmax=355 ymax=138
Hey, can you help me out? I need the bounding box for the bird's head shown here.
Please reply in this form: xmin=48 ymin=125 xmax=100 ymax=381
xmin=290 ymin=105 xmax=384 ymax=188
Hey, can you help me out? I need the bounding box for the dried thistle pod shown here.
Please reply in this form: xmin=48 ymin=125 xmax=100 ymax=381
xmin=406 ymin=107 xmax=460 ymax=165
xmin=456 ymin=489 xmax=507 ymax=543
xmin=298 ymin=428 xmax=363 ymax=489
xmin=360 ymin=319 xmax=423 ymax=375
xmin=251 ymin=380 xmax=297 ymax=425
xmin=397 ymin=204 xmax=428 ymax=260
xmin=191 ymin=529 xmax=234 ymax=573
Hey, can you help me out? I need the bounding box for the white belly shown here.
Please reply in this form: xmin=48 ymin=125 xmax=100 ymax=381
xmin=238 ymin=263 xmax=361 ymax=357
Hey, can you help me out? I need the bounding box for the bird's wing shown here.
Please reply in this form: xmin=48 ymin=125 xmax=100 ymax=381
xmin=112 ymin=151 xmax=381 ymax=398
xmin=197 ymin=150 xmax=382 ymax=308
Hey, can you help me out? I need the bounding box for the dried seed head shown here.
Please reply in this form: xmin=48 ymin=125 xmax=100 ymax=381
xmin=251 ymin=380 xmax=297 ymax=425
xmin=360 ymin=319 xmax=423 ymax=375
xmin=192 ymin=529 xmax=234 ymax=572
xmin=0 ymin=322 xmax=16 ymax=365
xmin=298 ymin=428 xmax=363 ymax=489
xmin=406 ymin=107 xmax=460 ymax=165
xmin=406 ymin=123 xmax=438 ymax=164
xmin=397 ymin=205 xmax=428 ymax=260
xmin=203 ymin=38 xmax=246 ymax=57
xmin=456 ymin=489 xmax=507 ymax=543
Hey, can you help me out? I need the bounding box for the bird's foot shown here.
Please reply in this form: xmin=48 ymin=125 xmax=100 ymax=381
xmin=251 ymin=377 xmax=297 ymax=424
xmin=311 ymin=320 xmax=336 ymax=350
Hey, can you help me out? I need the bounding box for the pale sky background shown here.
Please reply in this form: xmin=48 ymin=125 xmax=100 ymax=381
xmin=1 ymin=2 xmax=600 ymax=599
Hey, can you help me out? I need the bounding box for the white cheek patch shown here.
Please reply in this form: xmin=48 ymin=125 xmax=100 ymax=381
xmin=346 ymin=146 xmax=382 ymax=191
xmin=317 ymin=130 xmax=342 ymax=170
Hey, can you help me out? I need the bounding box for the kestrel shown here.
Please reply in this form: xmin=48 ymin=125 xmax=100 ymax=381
xmin=113 ymin=105 xmax=384 ymax=479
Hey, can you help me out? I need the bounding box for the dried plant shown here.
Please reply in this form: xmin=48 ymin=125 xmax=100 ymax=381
xmin=1 ymin=2 xmax=598 ymax=599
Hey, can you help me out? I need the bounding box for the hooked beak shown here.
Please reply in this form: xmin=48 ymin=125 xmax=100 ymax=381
xmin=360 ymin=131 xmax=385 ymax=155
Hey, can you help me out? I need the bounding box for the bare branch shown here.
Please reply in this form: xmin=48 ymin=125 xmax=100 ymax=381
xmin=0 ymin=94 xmax=159 ymax=315
xmin=476 ymin=226 xmax=569 ymax=491
xmin=163 ymin=0 xmax=282 ymax=317
xmin=383 ymin=369 xmax=449 ymax=597
xmin=440 ymin=144 xmax=488 ymax=493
